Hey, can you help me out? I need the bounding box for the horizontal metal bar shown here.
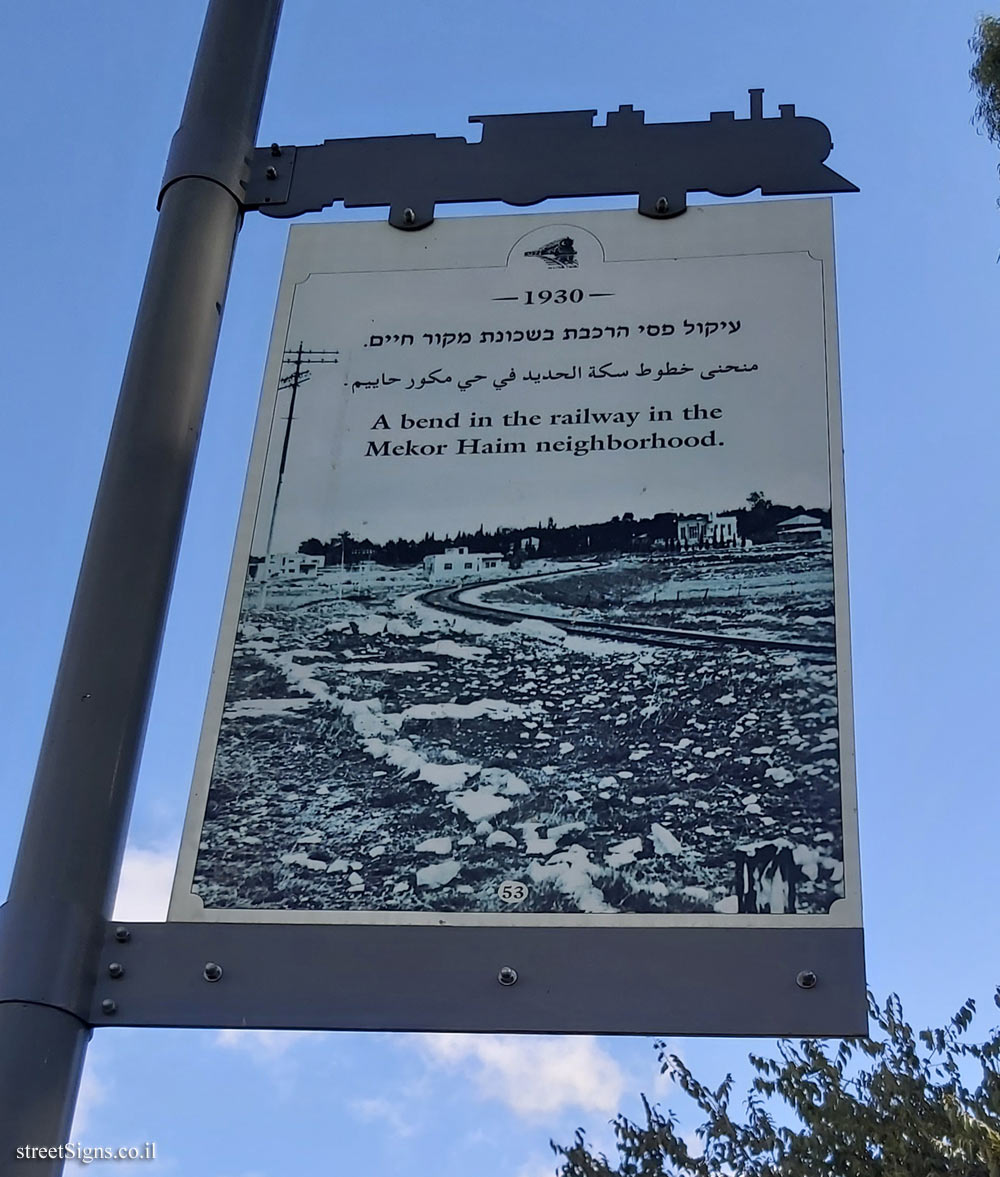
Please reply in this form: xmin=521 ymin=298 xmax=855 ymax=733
xmin=91 ymin=922 xmax=866 ymax=1036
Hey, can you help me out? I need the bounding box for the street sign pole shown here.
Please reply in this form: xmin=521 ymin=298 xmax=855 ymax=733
xmin=1 ymin=1 xmax=862 ymax=1160
xmin=0 ymin=1 xmax=281 ymax=1166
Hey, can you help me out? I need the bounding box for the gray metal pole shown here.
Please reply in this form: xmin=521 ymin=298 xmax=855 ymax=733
xmin=0 ymin=1 xmax=281 ymax=1168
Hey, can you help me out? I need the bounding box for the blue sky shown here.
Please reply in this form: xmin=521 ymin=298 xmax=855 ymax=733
xmin=3 ymin=1 xmax=1000 ymax=1172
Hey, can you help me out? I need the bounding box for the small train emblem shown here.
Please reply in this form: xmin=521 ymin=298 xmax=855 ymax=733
xmin=524 ymin=236 xmax=578 ymax=268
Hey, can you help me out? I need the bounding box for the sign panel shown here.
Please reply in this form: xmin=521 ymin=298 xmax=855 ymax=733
xmin=170 ymin=204 xmax=860 ymax=974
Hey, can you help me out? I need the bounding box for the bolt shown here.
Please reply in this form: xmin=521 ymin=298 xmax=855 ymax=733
xmin=402 ymin=207 xmax=416 ymax=225
xmin=265 ymin=166 xmax=279 ymax=181
xmin=114 ymin=926 xmax=130 ymax=943
xmin=497 ymin=966 xmax=518 ymax=987
xmin=654 ymin=196 xmax=669 ymax=215
xmin=796 ymin=970 xmax=818 ymax=990
xmin=270 ymin=142 xmax=282 ymax=157
xmin=101 ymin=998 xmax=117 ymax=1015
xmin=80 ymin=692 xmax=92 ymax=701
xmin=107 ymin=962 xmax=124 ymax=979
xmin=203 ymin=962 xmax=224 ymax=983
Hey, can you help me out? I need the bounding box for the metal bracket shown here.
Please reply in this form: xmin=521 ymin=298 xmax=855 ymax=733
xmin=0 ymin=901 xmax=100 ymax=1023
xmin=247 ymin=142 xmax=296 ymax=209
xmin=243 ymin=89 xmax=858 ymax=229
xmin=89 ymin=921 xmax=866 ymax=1035
xmin=159 ymin=119 xmax=256 ymax=211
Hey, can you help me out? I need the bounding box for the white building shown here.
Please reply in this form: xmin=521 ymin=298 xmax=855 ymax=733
xmin=422 ymin=547 xmax=507 ymax=583
xmin=677 ymin=512 xmax=738 ymax=546
xmin=249 ymin=552 xmax=324 ymax=580
xmin=775 ymin=514 xmax=831 ymax=543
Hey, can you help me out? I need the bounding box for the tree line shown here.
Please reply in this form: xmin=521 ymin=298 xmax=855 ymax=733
xmin=297 ymin=494 xmax=832 ymax=567
xmin=553 ymin=989 xmax=1000 ymax=1177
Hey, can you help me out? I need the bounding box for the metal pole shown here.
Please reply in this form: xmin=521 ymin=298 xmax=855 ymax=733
xmin=0 ymin=1 xmax=281 ymax=1168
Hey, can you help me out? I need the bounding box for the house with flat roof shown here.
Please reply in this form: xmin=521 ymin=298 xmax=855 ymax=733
xmin=248 ymin=552 xmax=324 ymax=580
xmin=422 ymin=547 xmax=507 ymax=583
xmin=677 ymin=512 xmax=738 ymax=546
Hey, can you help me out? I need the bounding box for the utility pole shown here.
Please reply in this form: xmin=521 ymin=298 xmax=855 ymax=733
xmin=264 ymin=342 xmax=339 ymax=561
xmin=0 ymin=2 xmax=282 ymax=1168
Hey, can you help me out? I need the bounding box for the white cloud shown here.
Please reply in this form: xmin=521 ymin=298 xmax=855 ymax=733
xmin=683 ymin=1128 xmax=705 ymax=1157
xmin=647 ymin=1039 xmax=682 ymax=1098
xmin=349 ymin=1095 xmax=416 ymax=1138
xmin=649 ymin=1067 xmax=673 ymax=1097
xmin=69 ymin=1062 xmax=108 ymax=1135
xmin=514 ymin=1156 xmax=560 ymax=1177
xmin=213 ymin=1029 xmax=322 ymax=1101
xmin=112 ymin=845 xmax=176 ymax=921
xmin=415 ymin=1034 xmax=627 ymax=1120
xmin=214 ymin=1029 xmax=320 ymax=1060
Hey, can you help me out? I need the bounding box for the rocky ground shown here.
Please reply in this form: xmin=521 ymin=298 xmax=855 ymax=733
xmin=192 ymin=549 xmax=845 ymax=916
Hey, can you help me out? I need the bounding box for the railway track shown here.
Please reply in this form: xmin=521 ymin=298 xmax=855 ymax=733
xmin=417 ymin=578 xmax=837 ymax=658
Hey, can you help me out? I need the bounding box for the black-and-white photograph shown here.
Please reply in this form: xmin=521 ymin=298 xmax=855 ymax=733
xmin=195 ymin=507 xmax=842 ymax=915
xmin=171 ymin=208 xmax=854 ymax=922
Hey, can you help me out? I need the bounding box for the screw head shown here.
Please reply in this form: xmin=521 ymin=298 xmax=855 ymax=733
xmin=497 ymin=966 xmax=518 ymax=987
xmin=101 ymin=998 xmax=117 ymax=1015
xmin=402 ymin=207 xmax=416 ymax=225
xmin=107 ymin=962 xmax=125 ymax=979
xmin=654 ymin=196 xmax=669 ymax=215
xmin=114 ymin=926 xmax=130 ymax=943
xmin=796 ymin=970 xmax=818 ymax=990
xmin=203 ymin=962 xmax=224 ymax=983
xmin=265 ymin=165 xmax=279 ymax=181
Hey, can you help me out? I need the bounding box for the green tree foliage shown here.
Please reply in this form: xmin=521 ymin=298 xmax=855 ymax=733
xmin=972 ymin=16 xmax=1000 ymax=149
xmin=553 ymin=992 xmax=1000 ymax=1177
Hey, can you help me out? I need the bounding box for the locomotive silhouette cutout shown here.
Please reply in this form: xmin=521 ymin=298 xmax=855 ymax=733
xmin=251 ymin=89 xmax=857 ymax=228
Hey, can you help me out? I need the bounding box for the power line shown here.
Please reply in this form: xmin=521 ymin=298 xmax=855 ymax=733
xmin=263 ymin=341 xmax=339 ymax=563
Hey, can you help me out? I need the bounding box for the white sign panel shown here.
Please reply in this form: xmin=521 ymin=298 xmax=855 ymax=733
xmin=170 ymin=203 xmax=859 ymax=940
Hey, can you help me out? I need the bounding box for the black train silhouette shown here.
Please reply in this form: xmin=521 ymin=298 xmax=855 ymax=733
xmin=523 ymin=237 xmax=578 ymax=268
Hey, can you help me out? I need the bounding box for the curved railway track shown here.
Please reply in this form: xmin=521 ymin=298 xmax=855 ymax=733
xmin=417 ymin=575 xmax=837 ymax=658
